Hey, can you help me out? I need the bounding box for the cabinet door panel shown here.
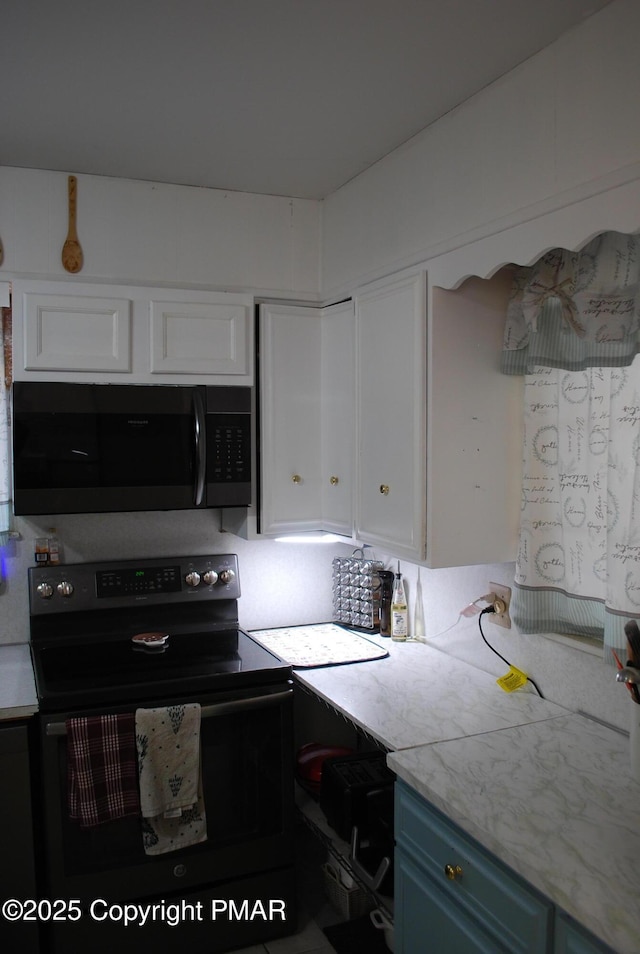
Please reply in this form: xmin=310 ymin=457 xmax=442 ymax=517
xmin=150 ymin=298 xmax=250 ymax=376
xmin=396 ymin=850 xmax=502 ymax=954
xmin=22 ymin=291 xmax=131 ymax=373
xmin=259 ymin=304 xmax=323 ymax=534
xmin=355 ymin=271 xmax=426 ymax=561
xmin=321 ymin=300 xmax=354 ymax=535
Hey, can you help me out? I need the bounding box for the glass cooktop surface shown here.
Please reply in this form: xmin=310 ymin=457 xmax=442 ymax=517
xmin=32 ymin=629 xmax=290 ymax=710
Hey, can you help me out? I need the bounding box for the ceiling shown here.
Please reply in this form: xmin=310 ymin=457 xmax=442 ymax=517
xmin=2 ymin=0 xmax=611 ymax=200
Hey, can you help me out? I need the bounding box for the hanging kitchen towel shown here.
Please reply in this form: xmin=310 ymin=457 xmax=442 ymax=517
xmin=67 ymin=713 xmax=141 ymax=828
xmin=135 ymin=703 xmax=207 ymax=855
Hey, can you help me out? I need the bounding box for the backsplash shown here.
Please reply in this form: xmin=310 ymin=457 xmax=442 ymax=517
xmin=0 ymin=514 xmax=629 ymax=733
xmin=374 ymin=552 xmax=630 ymax=736
xmin=0 ymin=511 xmax=346 ymax=644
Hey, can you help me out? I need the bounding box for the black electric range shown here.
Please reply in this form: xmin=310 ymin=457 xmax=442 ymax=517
xmin=28 ymin=553 xmax=290 ymax=711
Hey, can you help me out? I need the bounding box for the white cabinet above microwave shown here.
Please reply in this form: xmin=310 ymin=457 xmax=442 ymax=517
xmin=11 ymin=280 xmax=254 ymax=385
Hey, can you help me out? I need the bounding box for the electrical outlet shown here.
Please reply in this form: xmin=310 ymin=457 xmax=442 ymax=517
xmin=488 ymin=582 xmax=511 ymax=628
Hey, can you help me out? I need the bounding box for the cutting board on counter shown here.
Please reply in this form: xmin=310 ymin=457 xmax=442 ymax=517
xmin=250 ymin=623 xmax=389 ymax=668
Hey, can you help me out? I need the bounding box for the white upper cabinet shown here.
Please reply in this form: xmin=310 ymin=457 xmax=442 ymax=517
xmin=258 ymin=300 xmax=355 ymax=537
xmin=353 ymin=266 xmax=521 ymax=568
xmin=12 ymin=280 xmax=253 ymax=385
xmin=354 ymin=269 xmax=427 ymax=562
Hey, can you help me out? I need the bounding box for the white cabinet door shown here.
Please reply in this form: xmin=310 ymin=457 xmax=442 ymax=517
xmin=259 ymin=303 xmax=323 ymax=534
xmin=259 ymin=301 xmax=355 ymax=537
xmin=355 ymin=270 xmax=426 ymax=562
xmin=149 ymin=294 xmax=251 ymax=378
xmin=321 ymin=300 xmax=354 ymax=536
xmin=20 ymin=289 xmax=132 ymax=374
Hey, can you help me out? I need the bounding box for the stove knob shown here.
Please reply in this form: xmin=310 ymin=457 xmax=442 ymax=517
xmin=36 ymin=582 xmax=54 ymax=599
xmin=203 ymin=570 xmax=219 ymax=586
xmin=56 ymin=581 xmax=74 ymax=597
xmin=218 ymin=568 xmax=235 ymax=585
xmin=185 ymin=571 xmax=201 ymax=587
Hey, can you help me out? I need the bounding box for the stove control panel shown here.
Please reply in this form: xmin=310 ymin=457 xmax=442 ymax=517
xmin=28 ymin=553 xmax=241 ymax=615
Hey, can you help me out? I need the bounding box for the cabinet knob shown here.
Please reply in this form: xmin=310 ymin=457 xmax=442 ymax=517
xmin=291 ymin=474 xmax=302 ymax=484
xmin=379 ymin=484 xmax=390 ymax=496
xmin=330 ymin=475 xmax=339 ymax=486
xmin=444 ymin=864 xmax=463 ymax=881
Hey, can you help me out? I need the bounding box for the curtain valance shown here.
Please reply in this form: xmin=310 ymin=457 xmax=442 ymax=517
xmin=501 ymin=231 xmax=640 ymax=374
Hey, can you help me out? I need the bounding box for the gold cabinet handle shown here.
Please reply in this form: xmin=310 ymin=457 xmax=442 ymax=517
xmin=330 ymin=476 xmax=339 ymax=486
xmin=291 ymin=474 xmax=302 ymax=484
xmin=444 ymin=864 xmax=463 ymax=881
xmin=379 ymin=484 xmax=390 ymax=496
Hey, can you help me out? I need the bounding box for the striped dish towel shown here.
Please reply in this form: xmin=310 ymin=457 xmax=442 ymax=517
xmin=67 ymin=714 xmax=140 ymax=828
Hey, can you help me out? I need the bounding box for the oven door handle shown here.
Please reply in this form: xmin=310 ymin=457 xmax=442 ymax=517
xmin=44 ymin=687 xmax=293 ymax=735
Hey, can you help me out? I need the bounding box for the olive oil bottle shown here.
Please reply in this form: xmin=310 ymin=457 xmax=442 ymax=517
xmin=391 ymin=561 xmax=408 ymax=641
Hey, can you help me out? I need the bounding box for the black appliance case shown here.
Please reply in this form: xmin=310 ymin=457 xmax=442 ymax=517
xmin=12 ymin=381 xmax=252 ymax=515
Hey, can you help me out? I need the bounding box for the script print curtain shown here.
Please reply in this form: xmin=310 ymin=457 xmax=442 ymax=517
xmin=0 ymin=308 xmax=11 ymax=544
xmin=513 ymin=357 xmax=640 ymax=659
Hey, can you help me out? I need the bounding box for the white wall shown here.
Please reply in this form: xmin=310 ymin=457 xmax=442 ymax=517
xmin=0 ymin=167 xmax=321 ymax=299
xmin=321 ymin=0 xmax=640 ymax=298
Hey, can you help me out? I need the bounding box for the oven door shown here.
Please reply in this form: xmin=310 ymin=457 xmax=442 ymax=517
xmin=38 ymin=683 xmax=295 ymax=902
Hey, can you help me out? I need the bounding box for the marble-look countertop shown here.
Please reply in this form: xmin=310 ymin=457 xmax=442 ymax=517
xmin=290 ymin=626 xmax=569 ymax=749
xmin=0 ymin=643 xmax=38 ymax=719
xmin=389 ymin=714 xmax=639 ymax=954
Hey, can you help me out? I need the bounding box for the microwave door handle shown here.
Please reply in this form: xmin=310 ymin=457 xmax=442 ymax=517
xmin=193 ymin=388 xmax=207 ymax=506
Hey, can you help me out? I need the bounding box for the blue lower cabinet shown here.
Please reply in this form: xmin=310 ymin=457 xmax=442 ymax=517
xmin=395 ymin=781 xmax=552 ymax=954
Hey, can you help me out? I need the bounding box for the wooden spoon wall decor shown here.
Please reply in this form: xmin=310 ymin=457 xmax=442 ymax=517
xmin=61 ymin=175 xmax=84 ymax=273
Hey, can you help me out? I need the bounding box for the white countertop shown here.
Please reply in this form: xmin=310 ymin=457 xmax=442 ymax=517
xmin=292 ymin=627 xmax=568 ymax=749
xmin=0 ymin=643 xmax=38 ymax=719
xmin=260 ymin=624 xmax=636 ymax=953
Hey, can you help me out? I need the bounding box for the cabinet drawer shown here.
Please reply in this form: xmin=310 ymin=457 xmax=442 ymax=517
xmin=396 ymin=782 xmax=551 ymax=954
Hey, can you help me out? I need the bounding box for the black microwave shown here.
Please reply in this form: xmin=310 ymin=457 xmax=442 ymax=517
xmin=12 ymin=381 xmax=252 ymax=515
